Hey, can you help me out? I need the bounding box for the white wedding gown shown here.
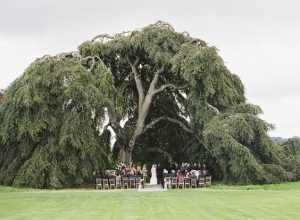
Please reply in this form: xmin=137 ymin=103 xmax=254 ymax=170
xmin=149 ymin=165 xmax=157 ymax=185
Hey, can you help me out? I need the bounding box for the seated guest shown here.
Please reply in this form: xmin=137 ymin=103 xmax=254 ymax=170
xmin=102 ymin=171 xmax=108 ymax=179
xmin=187 ymin=163 xmax=192 ymax=172
xmin=171 ymin=170 xmax=177 ymax=177
xmin=177 ymin=171 xmax=185 ymax=181
xmin=95 ymin=171 xmax=102 ymax=179
xmin=190 ymin=171 xmax=197 ymax=179
xmin=162 ymin=169 xmax=169 ymax=188
xmin=108 ymin=171 xmax=116 ymax=179
xmin=201 ymin=164 xmax=208 ymax=177
xmin=191 ymin=162 xmax=198 ymax=171
xmin=131 ymin=165 xmax=136 ymax=175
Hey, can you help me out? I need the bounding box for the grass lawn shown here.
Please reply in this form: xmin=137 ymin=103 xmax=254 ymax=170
xmin=1 ymin=182 xmax=300 ymax=220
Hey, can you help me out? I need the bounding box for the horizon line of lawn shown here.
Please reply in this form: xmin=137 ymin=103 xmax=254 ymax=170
xmin=1 ymin=181 xmax=300 ymax=193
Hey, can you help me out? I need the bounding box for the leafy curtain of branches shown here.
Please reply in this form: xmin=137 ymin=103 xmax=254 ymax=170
xmin=0 ymin=58 xmax=110 ymax=188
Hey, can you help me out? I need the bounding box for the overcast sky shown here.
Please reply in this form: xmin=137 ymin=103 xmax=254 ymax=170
xmin=0 ymin=0 xmax=299 ymax=137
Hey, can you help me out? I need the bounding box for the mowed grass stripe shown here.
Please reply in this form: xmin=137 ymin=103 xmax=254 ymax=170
xmin=1 ymin=183 xmax=300 ymax=220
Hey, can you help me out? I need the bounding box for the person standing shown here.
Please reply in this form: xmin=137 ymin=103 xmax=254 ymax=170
xmin=156 ymin=163 xmax=163 ymax=184
xmin=150 ymin=164 xmax=157 ymax=185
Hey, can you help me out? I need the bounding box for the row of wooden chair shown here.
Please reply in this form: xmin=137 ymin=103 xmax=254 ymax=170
xmin=165 ymin=176 xmax=212 ymax=189
xmin=96 ymin=177 xmax=142 ymax=190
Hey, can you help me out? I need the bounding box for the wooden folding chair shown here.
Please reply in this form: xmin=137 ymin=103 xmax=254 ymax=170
xmin=116 ymin=177 xmax=122 ymax=189
xmin=102 ymin=179 xmax=109 ymax=189
xmin=122 ymin=177 xmax=129 ymax=189
xmin=178 ymin=177 xmax=184 ymax=189
xmin=109 ymin=178 xmax=116 ymax=189
xmin=199 ymin=177 xmax=205 ymax=188
xmin=205 ymin=176 xmax=212 ymax=187
xmin=171 ymin=177 xmax=177 ymax=189
xmin=96 ymin=178 xmax=102 ymax=190
xmin=135 ymin=177 xmax=141 ymax=188
xmin=191 ymin=178 xmax=197 ymax=188
xmin=129 ymin=177 xmax=136 ymax=188
xmin=184 ymin=178 xmax=191 ymax=188
xmin=165 ymin=177 xmax=171 ymax=189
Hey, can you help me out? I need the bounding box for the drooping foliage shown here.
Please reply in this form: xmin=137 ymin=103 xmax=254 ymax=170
xmin=1 ymin=21 xmax=299 ymax=187
xmin=0 ymin=91 xmax=3 ymax=105
xmin=203 ymin=104 xmax=296 ymax=183
xmin=0 ymin=57 xmax=111 ymax=188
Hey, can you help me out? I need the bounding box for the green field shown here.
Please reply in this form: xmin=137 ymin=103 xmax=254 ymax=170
xmin=1 ymin=182 xmax=300 ymax=220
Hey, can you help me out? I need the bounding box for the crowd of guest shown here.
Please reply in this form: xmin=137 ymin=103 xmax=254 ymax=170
xmin=95 ymin=164 xmax=148 ymax=189
xmin=95 ymin=162 xmax=211 ymax=189
xmin=160 ymin=162 xmax=211 ymax=188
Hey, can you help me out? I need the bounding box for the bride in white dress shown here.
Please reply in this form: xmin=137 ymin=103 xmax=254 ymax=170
xmin=149 ymin=164 xmax=157 ymax=185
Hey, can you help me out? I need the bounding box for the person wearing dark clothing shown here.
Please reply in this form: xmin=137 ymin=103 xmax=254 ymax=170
xmin=156 ymin=163 xmax=163 ymax=184
xmin=171 ymin=170 xmax=177 ymax=177
xmin=201 ymin=164 xmax=208 ymax=177
xmin=191 ymin=163 xmax=198 ymax=171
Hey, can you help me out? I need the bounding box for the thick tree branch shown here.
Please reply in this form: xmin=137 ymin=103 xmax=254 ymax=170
xmin=127 ymin=56 xmax=144 ymax=113
xmin=147 ymin=66 xmax=165 ymax=95
xmin=147 ymin=148 xmax=175 ymax=165
xmin=206 ymin=102 xmax=220 ymax=114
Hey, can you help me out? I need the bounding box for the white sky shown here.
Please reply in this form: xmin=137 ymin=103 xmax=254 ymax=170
xmin=0 ymin=0 xmax=299 ymax=138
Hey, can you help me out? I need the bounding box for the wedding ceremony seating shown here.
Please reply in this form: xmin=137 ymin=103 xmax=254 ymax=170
xmin=95 ymin=163 xmax=212 ymax=190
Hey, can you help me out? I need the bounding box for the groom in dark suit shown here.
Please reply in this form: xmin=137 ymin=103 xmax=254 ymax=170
xmin=156 ymin=163 xmax=163 ymax=185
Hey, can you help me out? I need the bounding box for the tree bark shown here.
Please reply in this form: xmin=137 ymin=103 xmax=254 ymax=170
xmin=124 ymin=150 xmax=132 ymax=165
xmin=125 ymin=58 xmax=191 ymax=164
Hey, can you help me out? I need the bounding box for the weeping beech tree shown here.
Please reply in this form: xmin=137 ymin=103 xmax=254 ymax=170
xmin=79 ymin=21 xmax=245 ymax=164
xmin=0 ymin=54 xmax=113 ymax=188
xmin=1 ymin=21 xmax=299 ymax=187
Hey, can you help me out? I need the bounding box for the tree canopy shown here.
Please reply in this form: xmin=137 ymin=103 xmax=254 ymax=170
xmin=0 ymin=21 xmax=299 ymax=188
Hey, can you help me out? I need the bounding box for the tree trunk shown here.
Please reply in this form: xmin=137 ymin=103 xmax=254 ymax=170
xmin=124 ymin=150 xmax=132 ymax=165
xmin=119 ymin=147 xmax=126 ymax=163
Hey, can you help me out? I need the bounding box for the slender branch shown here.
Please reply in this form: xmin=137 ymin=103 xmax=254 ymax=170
xmin=81 ymin=56 xmax=105 ymax=71
xmin=143 ymin=116 xmax=193 ymax=134
xmin=154 ymin=83 xmax=189 ymax=95
xmin=147 ymin=148 xmax=175 ymax=165
xmin=91 ymin=34 xmax=114 ymax=43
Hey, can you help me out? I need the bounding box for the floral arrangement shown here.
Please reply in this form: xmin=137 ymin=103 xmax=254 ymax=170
xmin=115 ymin=162 xmax=125 ymax=171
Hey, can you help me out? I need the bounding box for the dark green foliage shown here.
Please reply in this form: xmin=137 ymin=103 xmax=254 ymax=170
xmin=78 ymin=22 xmax=299 ymax=184
xmin=0 ymin=58 xmax=109 ymax=188
xmin=203 ymin=104 xmax=295 ymax=184
xmin=280 ymin=138 xmax=300 ymax=180
xmin=1 ymin=21 xmax=299 ymax=187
